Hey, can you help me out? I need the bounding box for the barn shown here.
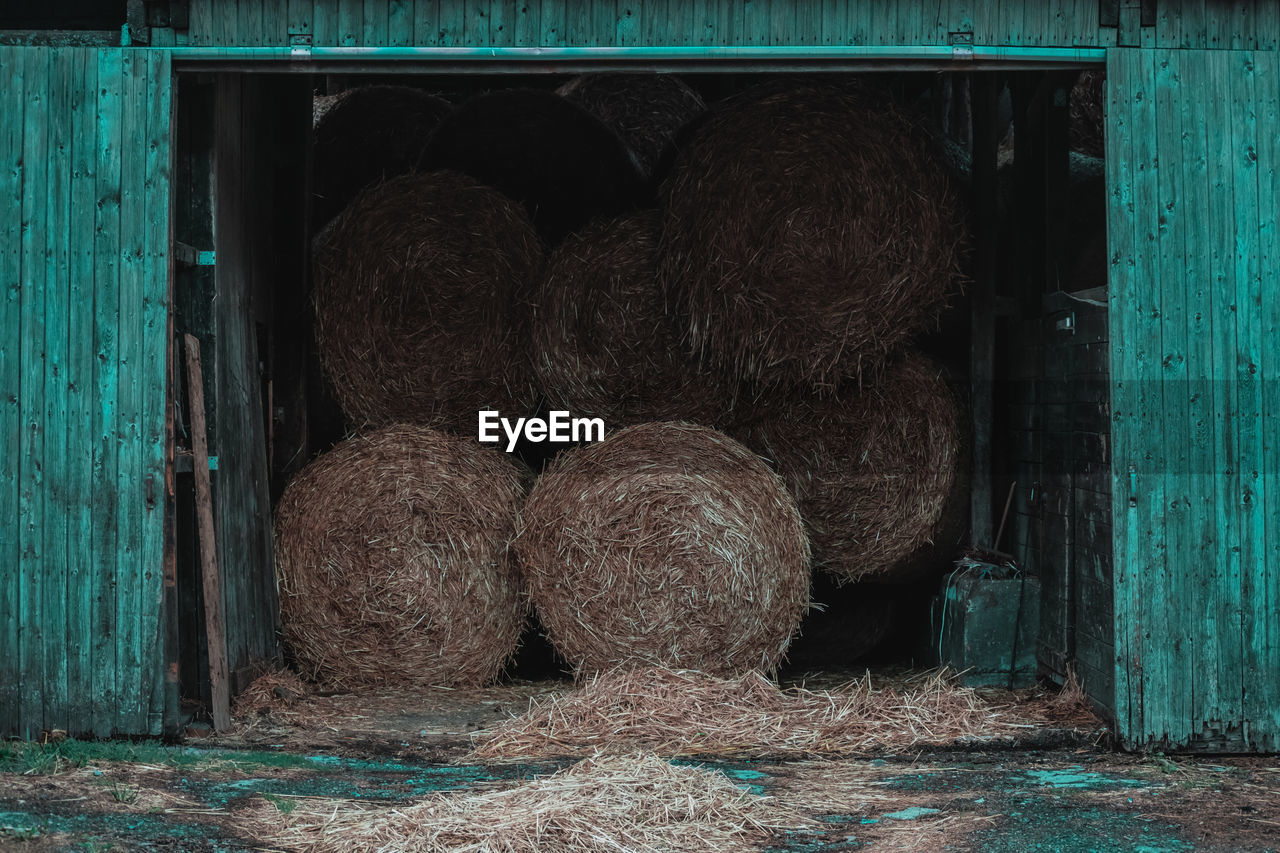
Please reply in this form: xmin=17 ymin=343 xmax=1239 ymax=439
xmin=0 ymin=0 xmax=1276 ymax=763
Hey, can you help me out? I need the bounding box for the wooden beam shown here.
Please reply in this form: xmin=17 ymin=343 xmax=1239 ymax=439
xmin=182 ymin=334 xmax=230 ymax=733
xmin=969 ymin=73 xmax=1000 ymax=548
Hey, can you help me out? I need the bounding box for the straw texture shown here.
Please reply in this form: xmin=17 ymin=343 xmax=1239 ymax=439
xmin=516 ymin=422 xmax=810 ymax=676
xmin=312 ymin=171 xmax=542 ymax=432
xmin=532 ymin=211 xmax=734 ymax=427
xmin=274 ymin=425 xmax=526 ymax=689
xmin=252 ymin=752 xmax=807 ymax=853
xmin=557 ymin=73 xmax=706 ymax=181
xmin=472 ymin=666 xmax=1022 ymax=760
xmin=661 ymin=80 xmax=965 ymax=392
xmin=311 ymin=85 xmax=453 ymax=228
xmin=735 ymin=354 xmax=963 ymax=584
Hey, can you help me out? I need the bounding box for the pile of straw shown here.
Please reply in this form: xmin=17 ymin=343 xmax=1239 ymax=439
xmin=515 ymin=422 xmax=810 ymax=676
xmin=232 ymin=668 xmax=309 ymax=717
xmin=661 ymin=80 xmax=965 ymax=392
xmin=532 ymin=211 xmax=733 ymax=427
xmin=274 ymin=425 xmax=526 ymax=689
xmin=252 ymin=753 xmax=805 ymax=853
xmin=735 ymin=354 xmax=964 ymax=584
xmin=422 ymin=88 xmax=645 ymax=246
xmin=471 ymin=666 xmax=1015 ymax=760
xmin=312 ymin=171 xmax=541 ymax=432
xmin=558 ymin=73 xmax=707 ymax=181
xmin=312 ymin=85 xmax=453 ymax=228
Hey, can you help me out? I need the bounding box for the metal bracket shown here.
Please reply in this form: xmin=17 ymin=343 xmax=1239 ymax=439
xmin=174 ymin=242 xmax=215 ymax=267
xmin=950 ymin=31 xmax=974 ymax=60
xmin=290 ymin=33 xmax=313 ymax=59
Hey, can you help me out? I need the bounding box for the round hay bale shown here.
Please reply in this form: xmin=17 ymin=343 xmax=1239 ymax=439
xmin=1069 ymin=70 xmax=1105 ymax=159
xmin=420 ymin=88 xmax=645 ymax=246
xmin=735 ymin=353 xmax=963 ymax=585
xmin=661 ymin=81 xmax=966 ymax=392
xmin=516 ymin=421 xmax=810 ymax=676
xmin=312 ymin=85 xmax=453 ymax=228
xmin=274 ymin=424 xmax=527 ymax=688
xmin=557 ymin=73 xmax=706 ymax=182
xmin=313 ymin=170 xmax=542 ymax=432
xmin=532 ymin=211 xmax=735 ymax=428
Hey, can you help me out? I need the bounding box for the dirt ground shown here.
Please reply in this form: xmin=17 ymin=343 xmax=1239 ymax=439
xmin=2 ymin=676 xmax=1277 ymax=852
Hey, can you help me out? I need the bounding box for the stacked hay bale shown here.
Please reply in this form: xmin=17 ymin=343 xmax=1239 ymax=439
xmin=557 ymin=73 xmax=707 ymax=183
xmin=660 ymin=80 xmax=965 ymax=392
xmin=311 ymin=85 xmax=453 ymax=229
xmin=274 ymin=425 xmax=526 ymax=688
xmin=531 ymin=211 xmax=736 ymax=428
xmin=733 ymin=355 xmax=965 ymax=586
xmin=516 ymin=422 xmax=810 ymax=676
xmin=653 ymin=81 xmax=969 ymax=662
xmin=312 ymin=170 xmax=542 ymax=433
xmin=421 ymin=88 xmax=646 ymax=246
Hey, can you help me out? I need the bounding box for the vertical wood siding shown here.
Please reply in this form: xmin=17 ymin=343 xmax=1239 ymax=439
xmin=1108 ymin=47 xmax=1280 ymax=751
xmin=178 ymin=0 xmax=1280 ymax=50
xmin=0 ymin=47 xmax=172 ymax=738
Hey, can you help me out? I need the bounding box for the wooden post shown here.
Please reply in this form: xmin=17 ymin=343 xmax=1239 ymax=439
xmin=183 ymin=334 xmax=231 ymax=733
xmin=970 ymin=74 xmax=1000 ymax=548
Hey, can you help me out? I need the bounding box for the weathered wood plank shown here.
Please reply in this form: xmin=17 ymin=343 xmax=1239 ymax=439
xmin=1174 ymin=47 xmax=1216 ymax=741
xmin=114 ymin=50 xmax=148 ymax=736
xmin=338 ymin=0 xmax=363 ymax=45
xmin=188 ymin=0 xmax=214 ymax=45
xmin=1230 ymin=49 xmax=1269 ymax=749
xmin=1154 ymin=47 xmax=1192 ymax=745
xmin=539 ymin=0 xmax=565 ymax=45
xmin=388 ymin=0 xmax=413 ymax=45
xmin=1253 ymin=48 xmax=1280 ymax=749
xmin=0 ymin=47 xmax=26 ymax=732
xmin=1105 ymin=47 xmax=1144 ymax=747
xmin=41 ymin=46 xmax=75 ymax=733
xmin=287 ymin=0 xmax=314 ymax=35
xmin=18 ymin=47 xmax=51 ymax=739
xmin=435 ymin=0 xmax=464 ymax=45
xmin=90 ymin=49 xmax=123 ymax=739
xmin=140 ymin=48 xmax=172 ymax=735
xmin=237 ymin=0 xmax=266 ymax=46
xmin=363 ymin=0 xmax=390 ymax=45
xmin=185 ymin=335 xmax=231 ymax=732
xmin=1205 ymin=48 xmax=1244 ymax=733
xmin=312 ymin=0 xmax=337 ymax=45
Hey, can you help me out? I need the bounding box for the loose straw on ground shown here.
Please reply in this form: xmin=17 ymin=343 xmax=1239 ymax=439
xmin=470 ymin=666 xmax=1029 ymax=761
xmin=250 ymin=752 xmax=811 ymax=853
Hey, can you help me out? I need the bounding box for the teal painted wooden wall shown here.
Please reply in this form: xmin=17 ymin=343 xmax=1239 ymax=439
xmin=1108 ymin=46 xmax=1280 ymax=752
xmin=174 ymin=0 xmax=1280 ymax=50
xmin=0 ymin=46 xmax=173 ymax=738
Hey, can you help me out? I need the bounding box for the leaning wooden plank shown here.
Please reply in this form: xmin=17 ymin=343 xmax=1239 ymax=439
xmin=114 ymin=50 xmax=149 ymax=736
xmin=18 ymin=47 xmax=52 ymax=740
xmin=65 ymin=49 xmax=98 ymax=739
xmin=140 ymin=48 xmax=173 ymax=736
xmin=0 ymin=46 xmax=26 ymax=735
xmin=41 ymin=46 xmax=75 ymax=734
xmin=90 ymin=49 xmax=124 ymax=739
xmin=184 ymin=334 xmax=231 ymax=734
